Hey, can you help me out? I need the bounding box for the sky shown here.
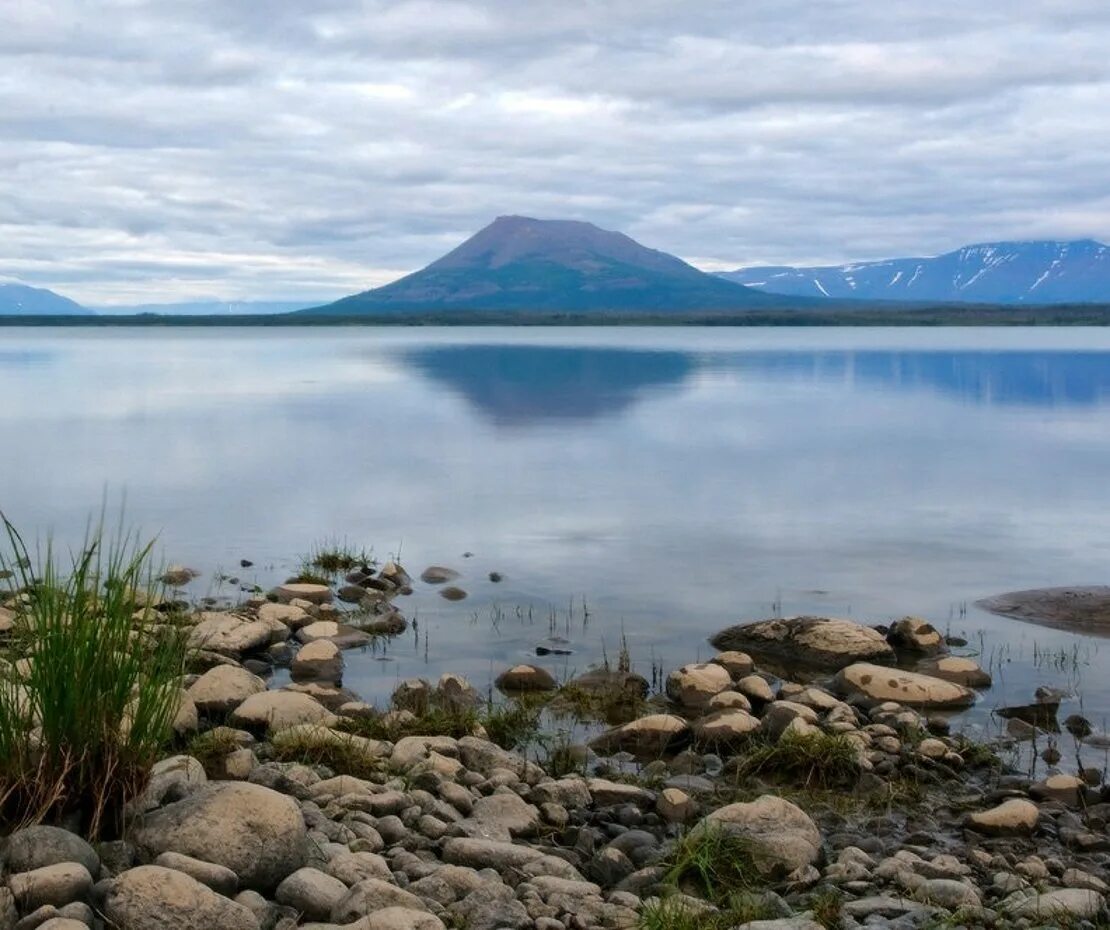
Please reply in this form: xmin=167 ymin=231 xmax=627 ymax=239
xmin=2 ymin=0 xmax=1109 ymax=305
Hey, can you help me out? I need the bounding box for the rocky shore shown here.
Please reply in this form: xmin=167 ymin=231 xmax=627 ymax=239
xmin=3 ymin=561 xmax=1110 ymax=930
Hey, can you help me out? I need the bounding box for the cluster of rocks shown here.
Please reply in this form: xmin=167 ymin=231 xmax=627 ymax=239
xmin=4 ymin=568 xmax=1110 ymax=930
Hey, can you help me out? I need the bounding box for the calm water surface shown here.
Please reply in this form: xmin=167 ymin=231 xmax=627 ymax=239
xmin=5 ymin=326 xmax=1110 ymax=747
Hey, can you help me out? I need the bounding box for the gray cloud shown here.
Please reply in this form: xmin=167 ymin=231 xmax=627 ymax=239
xmin=1 ymin=0 xmax=1108 ymax=302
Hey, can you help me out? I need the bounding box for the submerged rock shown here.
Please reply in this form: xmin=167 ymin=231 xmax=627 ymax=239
xmin=711 ymin=617 xmax=894 ymax=670
xmin=420 ymin=566 xmax=460 ymax=584
xmin=589 ymin=714 xmax=691 ymax=756
xmin=916 ymin=655 xmax=992 ymax=688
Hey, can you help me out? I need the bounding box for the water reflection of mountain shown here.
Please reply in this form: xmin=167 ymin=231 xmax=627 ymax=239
xmin=726 ymin=351 xmax=1110 ymax=408
xmin=406 ymin=345 xmax=694 ymax=425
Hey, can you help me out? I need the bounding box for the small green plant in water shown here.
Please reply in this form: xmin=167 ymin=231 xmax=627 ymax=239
xmin=305 ymin=540 xmax=375 ymax=576
xmin=0 ymin=513 xmax=190 ymax=838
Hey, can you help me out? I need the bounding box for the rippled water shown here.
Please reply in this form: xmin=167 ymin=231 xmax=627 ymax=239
xmin=5 ymin=325 xmax=1110 ymax=751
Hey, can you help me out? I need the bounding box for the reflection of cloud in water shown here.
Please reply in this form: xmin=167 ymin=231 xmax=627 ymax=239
xmin=405 ymin=344 xmax=694 ymax=425
xmin=719 ymin=350 xmax=1110 ymax=408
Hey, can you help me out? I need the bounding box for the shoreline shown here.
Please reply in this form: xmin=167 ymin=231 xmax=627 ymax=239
xmin=3 ymin=553 xmax=1110 ymax=929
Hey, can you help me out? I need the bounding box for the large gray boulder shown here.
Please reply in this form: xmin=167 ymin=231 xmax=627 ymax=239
xmin=187 ymin=665 xmax=267 ymax=715
xmin=101 ymin=865 xmax=259 ymax=930
xmin=2 ymin=825 xmax=99 ymax=877
xmin=699 ymin=795 xmax=822 ymax=878
xmin=588 ymin=714 xmax=690 ymax=757
xmin=710 ymin=617 xmax=894 ymax=670
xmin=188 ymin=613 xmax=273 ymax=658
xmin=130 ymin=783 xmax=307 ymax=892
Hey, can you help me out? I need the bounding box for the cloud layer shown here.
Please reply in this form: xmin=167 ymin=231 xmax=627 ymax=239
xmin=2 ymin=1 xmax=1108 ymax=302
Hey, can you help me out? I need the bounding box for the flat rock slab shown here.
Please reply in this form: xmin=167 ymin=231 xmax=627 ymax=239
xmin=977 ymin=586 xmax=1110 ymax=636
xmin=710 ymin=616 xmax=894 ymax=671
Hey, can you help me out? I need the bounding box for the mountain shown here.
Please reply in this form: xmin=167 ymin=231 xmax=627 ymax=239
xmin=0 ymin=282 xmax=91 ymax=315
xmin=92 ymin=299 xmax=320 ymax=316
xmin=720 ymin=240 xmax=1110 ymax=304
xmin=305 ymin=216 xmax=793 ymax=315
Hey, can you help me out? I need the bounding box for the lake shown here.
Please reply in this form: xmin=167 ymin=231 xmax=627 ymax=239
xmin=4 ymin=326 xmax=1110 ymax=752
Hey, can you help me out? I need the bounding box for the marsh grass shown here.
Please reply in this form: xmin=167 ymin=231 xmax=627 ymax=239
xmin=305 ymin=539 xmax=375 ymax=576
xmin=0 ymin=514 xmax=189 ymax=837
xmin=733 ymin=730 xmax=861 ymax=789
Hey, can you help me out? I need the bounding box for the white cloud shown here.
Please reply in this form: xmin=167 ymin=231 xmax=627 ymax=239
xmin=0 ymin=0 xmax=1108 ymax=302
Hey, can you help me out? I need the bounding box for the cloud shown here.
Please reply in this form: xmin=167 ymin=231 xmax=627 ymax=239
xmin=1 ymin=0 xmax=1108 ymax=302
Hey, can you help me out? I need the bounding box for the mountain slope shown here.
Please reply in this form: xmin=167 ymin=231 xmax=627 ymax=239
xmin=306 ymin=216 xmax=794 ymax=315
xmin=0 ymin=282 xmax=91 ymax=315
xmin=720 ymin=240 xmax=1110 ymax=304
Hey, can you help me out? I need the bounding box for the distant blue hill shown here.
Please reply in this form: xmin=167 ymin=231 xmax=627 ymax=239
xmin=720 ymin=240 xmax=1110 ymax=304
xmin=303 ymin=215 xmax=797 ymax=315
xmin=92 ymin=300 xmax=320 ymax=316
xmin=0 ymin=282 xmax=92 ymax=315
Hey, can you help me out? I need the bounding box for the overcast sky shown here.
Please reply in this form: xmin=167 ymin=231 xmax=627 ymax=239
xmin=2 ymin=1 xmax=1109 ymax=304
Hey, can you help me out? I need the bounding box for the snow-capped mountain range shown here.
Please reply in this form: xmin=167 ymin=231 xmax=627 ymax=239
xmin=719 ymin=239 xmax=1110 ymax=304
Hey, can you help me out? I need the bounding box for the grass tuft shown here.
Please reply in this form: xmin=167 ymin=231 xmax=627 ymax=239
xmin=305 ymin=540 xmax=375 ymax=576
xmin=269 ymin=728 xmax=384 ymax=779
xmin=0 ymin=513 xmax=190 ymax=838
xmin=661 ymin=825 xmax=761 ymax=904
xmin=734 ymin=730 xmax=861 ymax=789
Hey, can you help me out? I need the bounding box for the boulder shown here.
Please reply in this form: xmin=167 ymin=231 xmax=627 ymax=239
xmin=420 ymin=566 xmax=459 ymax=584
xmin=274 ymin=583 xmax=333 ymax=604
xmin=1004 ymin=889 xmax=1104 ymax=921
xmin=291 ymin=640 xmax=343 ymax=682
xmin=296 ymin=620 xmax=371 ymax=648
xmin=736 ymin=674 xmax=775 ymax=704
xmin=710 ymin=651 xmax=755 ymax=677
xmin=711 ymin=617 xmax=895 ymax=670
xmin=187 ymin=665 xmax=267 ymax=715
xmin=965 ymin=799 xmax=1039 ymax=835
xmin=188 ymin=613 xmax=272 ymax=657
xmin=916 ymin=655 xmax=992 ymax=688
xmin=275 ymin=867 xmax=347 ymax=921
xmin=435 ymin=673 xmax=482 ymax=712
xmin=1031 ymin=773 xmax=1086 ymax=805
xmin=564 ymin=668 xmax=649 ymax=701
xmin=495 ymin=664 xmax=557 ymax=692
xmin=832 ymin=663 xmax=975 ymax=708
xmin=229 ymin=690 xmax=338 ymax=732
xmin=692 ymin=709 xmax=761 ymax=746
xmin=471 ymin=793 xmax=541 ymax=838
xmin=588 ymin=714 xmax=690 ymax=757
xmin=666 ymin=663 xmax=731 ymax=708
xmin=2 ymin=825 xmax=99 ymax=876
xmin=700 ymin=796 xmax=822 ymax=878
xmin=102 ymin=865 xmax=259 ymax=930
xmin=332 ymin=878 xmax=428 ymax=922
xmin=130 ymin=783 xmax=307 ymax=892
xmin=152 ymin=852 xmax=238 ymax=896
xmin=887 ymin=616 xmax=946 ymax=655
xmin=392 ymin=678 xmax=432 ymax=714
xmin=258 ymin=602 xmax=311 ymax=630
xmin=361 ymin=909 xmax=446 ymax=930
xmin=7 ymin=863 xmax=92 ymax=910
xmin=760 ymin=701 xmax=819 ymax=741
xmin=658 ymin=788 xmax=696 ymax=824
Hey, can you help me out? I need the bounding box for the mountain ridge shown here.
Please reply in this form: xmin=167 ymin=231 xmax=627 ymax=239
xmin=720 ymin=239 xmax=1110 ymax=304
xmin=305 ymin=215 xmax=795 ymax=315
xmin=0 ymin=282 xmax=93 ymax=316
